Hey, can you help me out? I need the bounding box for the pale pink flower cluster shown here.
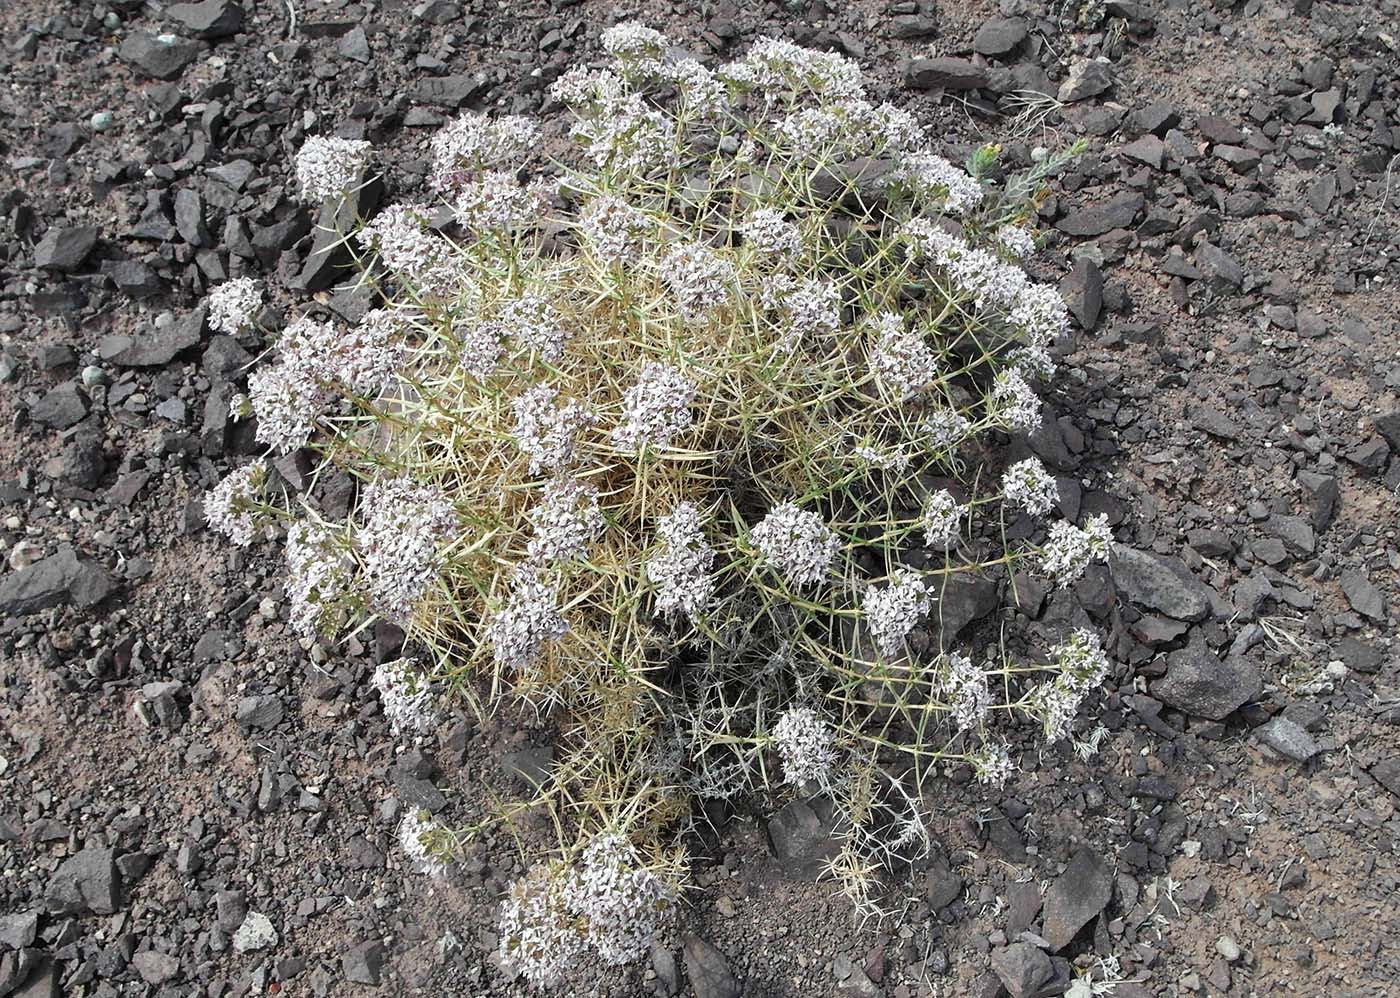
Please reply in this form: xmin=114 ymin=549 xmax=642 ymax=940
xmin=719 ymin=36 xmax=865 ymax=101
xmin=863 ymin=567 xmax=931 ymax=657
xmin=922 ymin=489 xmax=964 ymax=547
xmin=1039 ymin=514 xmax=1113 ymax=587
xmin=741 ymin=208 xmax=802 ymax=256
xmin=760 ymin=275 xmax=841 ymax=350
xmin=247 ymin=349 xmax=332 ymax=452
xmin=660 ymin=242 xmax=735 ymax=320
xmin=772 ymin=705 xmax=837 ymax=786
xmin=868 ymin=311 xmax=940 ymax=399
xmin=452 ymin=172 xmax=555 ymax=231
xmin=361 ymin=204 xmax=454 ymax=292
xmin=549 ymin=66 xmax=628 ymax=108
xmin=498 ymin=862 xmax=584 ymax=987
xmin=922 ymin=407 xmax=973 ymax=452
xmin=569 ymin=94 xmax=676 ymax=171
xmin=888 ymin=151 xmax=984 ymax=215
xmin=284 ymin=519 xmax=353 ymax=640
xmin=398 ymin=809 xmax=451 ymax=878
xmin=579 ymin=194 xmax=651 ymax=264
xmin=458 ymin=318 xmax=504 ymax=380
xmin=357 ymin=478 xmax=459 ymax=623
xmin=610 ymin=362 xmax=696 ymax=452
xmin=1002 ymin=458 xmax=1059 ymax=517
xmin=776 ymin=99 xmax=922 ymax=158
xmin=284 ymin=310 xmax=406 ymax=399
xmin=646 ymin=502 xmax=716 ymax=620
xmin=207 ymin=277 xmax=262 ymax=335
xmin=751 ymin=502 xmax=839 ymax=587
xmin=511 ymin=385 xmax=595 ymax=474
xmin=372 ymin=657 xmax=436 ymax=735
xmin=487 ymin=567 xmax=570 ymax=674
xmin=526 ymin=477 xmax=605 ymax=565
xmin=936 ymin=652 xmax=991 ymax=730
xmin=204 ymin=461 xmax=267 ymax=546
xmin=294 ymin=135 xmax=373 ymax=203
xmin=429 ymin=111 xmax=539 ymax=191
xmin=498 ymin=291 xmax=568 ymax=363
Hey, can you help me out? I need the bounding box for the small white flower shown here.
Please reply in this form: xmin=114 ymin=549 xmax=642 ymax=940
xmin=1038 ymin=515 xmax=1113 ymax=587
xmin=498 ymin=862 xmax=588 ymax=987
xmin=646 ymin=502 xmax=716 ymax=620
xmin=741 ymin=208 xmax=802 ymax=257
xmin=285 ymin=520 xmax=354 ymax=640
xmin=936 ymin=652 xmax=991 ymax=730
xmin=487 ymin=567 xmax=570 ymax=675
xmin=511 ymin=385 xmax=596 ymax=474
xmin=357 ymin=478 xmax=459 ymax=624
xmin=398 ymin=809 xmax=451 ymax=878
xmin=991 ymin=369 xmax=1042 ymax=432
xmin=868 ymin=311 xmax=940 ymax=399
xmin=863 ymin=568 xmax=931 ymax=657
xmin=888 ymin=150 xmax=984 ymax=215
xmin=579 ymin=194 xmax=652 ymax=264
xmin=600 ymin=21 xmax=669 ymax=74
xmin=500 ymin=291 xmax=568 ymax=363
xmin=772 ymin=706 xmax=837 ymax=786
xmin=760 ymin=275 xmax=841 ymax=351
xmin=970 ymin=742 xmax=1015 ymax=787
xmin=371 ymin=657 xmax=436 ymax=735
xmin=207 ymin=278 xmax=262 ymax=335
xmin=526 ymin=477 xmax=605 ymax=565
xmin=204 ymin=461 xmax=267 ymax=546
xmin=565 ymin=834 xmax=675 ymax=966
xmin=1002 ymin=457 xmax=1058 ymax=517
xmin=429 ymin=111 xmax=539 ymax=190
xmin=660 ymin=242 xmax=735 ymax=320
xmin=294 ymin=135 xmax=373 ymax=203
xmin=922 ymin=489 xmax=963 ymax=547
xmin=922 ymin=407 xmax=973 ymax=452
xmin=751 ymin=502 xmax=839 ymax=587
xmin=610 ymin=362 xmax=696 ymax=452
xmin=995 ymin=224 xmax=1037 ymax=259
xmin=361 ymin=204 xmax=455 ymax=292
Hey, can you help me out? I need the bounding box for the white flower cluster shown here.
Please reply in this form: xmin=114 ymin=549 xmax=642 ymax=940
xmin=1001 ymin=457 xmax=1058 ymax=517
xmin=922 ymin=489 xmax=964 ymax=547
xmin=760 ymin=275 xmax=841 ymax=351
xmin=284 ymin=311 xmax=405 ymax=399
xmin=499 ymin=835 xmax=674 ymax=987
xmin=294 ymin=135 xmax=373 ymax=203
xmin=863 ymin=568 xmax=931 ymax=657
xmin=246 ymin=353 xmax=330 ymax=453
xmin=646 ymin=502 xmax=716 ymax=620
xmin=357 ymin=478 xmax=459 ymax=623
xmin=372 ymin=657 xmax=436 ymax=735
xmin=361 ymin=204 xmax=454 ymax=292
xmin=720 ymin=35 xmax=865 ymax=102
xmin=667 ymin=58 xmax=729 ymax=117
xmin=499 ymin=291 xmax=568 ymax=363
xmin=207 ymin=277 xmax=262 ymax=335
xmin=549 ymin=65 xmax=627 ymax=108
xmin=741 ymin=208 xmax=802 ymax=257
xmin=452 ymin=172 xmax=555 ymax=232
xmin=610 ymin=362 xmax=696 ymax=452
xmin=887 ymin=152 xmax=984 ymax=215
xmin=486 ymin=567 xmax=570 ymax=675
xmin=751 ymin=502 xmax=839 ymax=587
xmin=991 ymin=369 xmax=1042 ymax=432
xmin=204 ymin=461 xmax=267 ymax=546
xmin=285 ymin=520 xmax=353 ymax=639
xmin=923 ymin=407 xmax=973 ymax=452
xmin=599 ymin=21 xmax=668 ymax=73
xmin=511 ymin=385 xmax=595 ymax=474
xmin=868 ymin=311 xmax=940 ymax=399
xmin=772 ymin=705 xmax=837 ymax=786
xmin=398 ymin=809 xmax=451 ymax=878
xmin=458 ymin=317 xmax=504 ymax=380
xmin=565 ymin=834 xmax=675 ymax=965
xmin=579 ymin=194 xmax=651 ymax=264
xmin=937 ymin=652 xmax=992 ymax=730
xmin=1033 ymin=629 xmax=1111 ymax=742
xmin=995 ymin=224 xmax=1037 ymax=259
xmin=776 ymin=98 xmax=921 ymax=158
xmin=527 ymin=477 xmax=605 ymax=565
xmin=429 ymin=111 xmax=539 ymax=190
xmin=1039 ymin=514 xmax=1113 ymax=587
xmin=969 ymin=741 xmax=1015 ymax=787
xmin=660 ymin=242 xmax=735 ymax=320
xmin=570 ymin=92 xmax=676 ymax=171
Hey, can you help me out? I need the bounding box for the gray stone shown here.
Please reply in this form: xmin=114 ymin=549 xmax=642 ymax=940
xmin=925 ymin=852 xmax=963 ymax=911
xmin=45 ymin=847 xmax=120 ymax=915
xmin=29 ymin=381 xmax=90 ymax=429
xmin=232 ymin=912 xmax=277 ymax=953
xmin=1264 ymin=515 xmax=1315 ymax=556
xmin=651 ymin=941 xmax=682 ymax=997
xmin=236 ymin=695 xmax=284 ymax=730
xmin=1339 ymin=569 xmax=1385 ymax=621
xmin=119 ymin=32 xmax=202 ymax=80
xmin=343 ymin=939 xmax=385 ymax=984
xmin=1058 ymin=60 xmax=1113 ymax=103
xmin=903 ymin=58 xmax=990 ymax=91
xmin=131 ymin=950 xmax=179 ymax=985
xmin=174 ymin=188 xmax=210 ymax=246
xmin=1060 ymin=258 xmax=1103 ymax=330
xmin=1041 ymin=848 xmax=1112 ymax=951
xmin=0 ymin=910 xmax=39 ymax=950
xmin=1154 ymin=640 xmax=1262 ymax=720
xmin=929 ymin=572 xmax=999 ymax=649
xmin=295 ymin=178 xmax=384 ymax=290
xmin=337 ymin=26 xmax=371 ymax=62
xmin=767 ymin=798 xmax=840 ymax=878
xmin=972 ymin=18 xmax=1027 ymax=56
xmin=889 ymin=14 xmax=938 ymax=39
xmin=34 ymin=226 xmax=99 ymax=272
xmin=1372 ymin=757 xmax=1400 ymax=797
xmin=682 ymin=935 xmax=741 ymax=998
xmin=413 ymin=0 xmax=462 ymax=22
xmin=1195 ymin=242 xmax=1244 ymax=287
xmin=1256 ymin=717 xmax=1320 ymax=762
xmin=1109 ymin=545 xmax=1211 ymax=621
xmin=1120 ymin=134 xmax=1166 ymax=169
xmin=1056 ymin=193 xmax=1144 ymax=237
xmin=99 ymin=308 xmax=205 ymax=367
xmin=108 ymin=259 xmax=163 ymax=297
xmin=0 ymin=546 xmax=115 ymax=617
xmin=990 ymin=942 xmax=1054 ymax=997
xmin=168 ymin=0 xmax=245 ymax=38
xmin=411 ymin=73 xmax=488 ymax=107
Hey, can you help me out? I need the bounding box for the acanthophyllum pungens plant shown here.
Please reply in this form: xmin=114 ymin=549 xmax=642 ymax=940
xmin=203 ymin=23 xmax=1113 ymax=989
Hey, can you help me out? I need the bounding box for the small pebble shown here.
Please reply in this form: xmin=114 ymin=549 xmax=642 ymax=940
xmin=90 ymin=111 xmax=115 ymax=132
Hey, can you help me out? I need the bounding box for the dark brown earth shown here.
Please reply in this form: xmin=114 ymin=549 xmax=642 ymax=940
xmin=2 ymin=1 xmax=1399 ymax=996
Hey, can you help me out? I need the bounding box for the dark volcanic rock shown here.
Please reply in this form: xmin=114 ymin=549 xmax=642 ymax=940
xmin=972 ymin=18 xmax=1027 ymax=56
xmin=1339 ymin=569 xmax=1385 ymax=621
xmin=990 ymin=942 xmax=1054 ymax=998
xmin=1042 ymin=848 xmax=1112 ymax=950
xmin=119 ymin=32 xmax=202 ymax=81
xmin=767 ymin=798 xmax=840 ymax=878
xmin=29 ymin=381 xmax=90 ymax=429
xmin=682 ymin=935 xmax=741 ymax=998
xmin=0 ymin=546 xmax=116 ymax=616
xmin=1059 ymin=60 xmax=1113 ymax=102
xmin=410 ymin=73 xmax=489 ymax=107
xmin=167 ymin=0 xmax=246 ymax=39
xmin=1109 ymin=545 xmax=1211 ymax=621
xmin=1060 ymin=258 xmax=1103 ymax=330
xmin=295 ymin=177 xmax=385 ymax=290
xmin=903 ymin=58 xmax=990 ymax=91
xmin=99 ymin=308 xmax=206 ymax=367
xmin=1056 ymin=193 xmax=1144 ymax=236
xmin=1154 ymin=640 xmax=1262 ymax=720
xmin=34 ymin=226 xmax=99 ymax=272
xmin=343 ymin=939 xmax=385 ymax=985
xmin=45 ymin=847 xmax=120 ymax=915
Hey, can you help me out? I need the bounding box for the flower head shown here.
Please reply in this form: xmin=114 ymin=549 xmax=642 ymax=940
xmin=295 ymin=136 xmax=373 ymax=203
xmin=1002 ymin=458 xmax=1059 ymax=517
xmin=863 ymin=568 xmax=931 ymax=657
xmin=487 ymin=567 xmax=570 ymax=675
xmin=372 ymin=657 xmax=436 ymax=735
xmin=204 ymin=461 xmax=268 ymax=546
xmin=356 ymin=478 xmax=459 ymax=623
xmin=207 ymin=278 xmax=262 ymax=335
xmin=646 ymin=502 xmax=716 ymax=620
xmin=511 ymin=385 xmax=595 ymax=474
xmin=285 ymin=520 xmax=354 ymax=639
xmin=565 ymin=834 xmax=675 ymax=965
xmin=922 ymin=490 xmax=964 ymax=548
xmin=936 ymin=652 xmax=991 ymax=730
xmin=741 ymin=208 xmax=802 ymax=257
xmin=429 ymin=112 xmax=539 ymax=191
xmin=579 ymin=194 xmax=652 ymax=264
xmin=610 ymin=362 xmax=696 ymax=452
xmin=751 ymin=502 xmax=839 ymax=587
xmin=773 ymin=706 xmax=837 ymax=786
xmin=526 ymin=477 xmax=605 ymax=565
xmin=660 ymin=243 xmax=735 ymax=321
xmin=398 ymin=809 xmax=451 ymax=878
xmin=868 ymin=311 xmax=940 ymax=399
xmin=1039 ymin=515 xmax=1113 ymax=587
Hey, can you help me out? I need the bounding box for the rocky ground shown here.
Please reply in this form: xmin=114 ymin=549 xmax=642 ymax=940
xmin=2 ymin=0 xmax=1399 ymax=996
